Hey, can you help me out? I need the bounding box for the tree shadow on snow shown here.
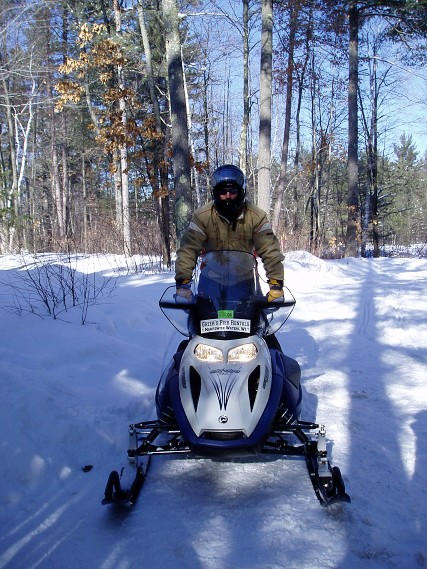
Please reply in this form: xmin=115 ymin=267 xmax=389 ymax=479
xmin=333 ymin=260 xmax=425 ymax=568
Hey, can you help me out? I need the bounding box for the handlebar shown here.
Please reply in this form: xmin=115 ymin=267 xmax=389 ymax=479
xmin=159 ymin=296 xmax=296 ymax=311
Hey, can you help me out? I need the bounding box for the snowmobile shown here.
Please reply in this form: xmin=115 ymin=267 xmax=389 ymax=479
xmin=102 ymin=250 xmax=350 ymax=507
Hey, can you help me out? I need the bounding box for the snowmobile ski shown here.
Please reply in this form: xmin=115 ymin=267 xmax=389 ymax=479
xmin=103 ymin=419 xmax=350 ymax=507
xmin=102 ymin=456 xmax=151 ymax=506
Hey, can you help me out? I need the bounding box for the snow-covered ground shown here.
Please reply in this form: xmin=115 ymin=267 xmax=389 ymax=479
xmin=0 ymin=251 xmax=426 ymax=569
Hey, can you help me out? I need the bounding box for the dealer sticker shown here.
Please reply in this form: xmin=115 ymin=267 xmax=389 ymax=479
xmin=200 ymin=318 xmax=251 ymax=334
xmin=218 ymin=310 xmax=234 ymax=318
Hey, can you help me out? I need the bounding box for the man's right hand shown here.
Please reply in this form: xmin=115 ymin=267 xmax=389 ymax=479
xmin=175 ymin=280 xmax=193 ymax=303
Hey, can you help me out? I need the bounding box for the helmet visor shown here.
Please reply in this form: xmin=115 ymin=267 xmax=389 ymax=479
xmin=215 ymin=183 xmax=240 ymax=197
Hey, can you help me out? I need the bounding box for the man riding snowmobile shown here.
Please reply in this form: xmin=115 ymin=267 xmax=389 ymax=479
xmin=101 ymin=166 xmax=350 ymax=508
xmin=175 ymin=164 xmax=285 ymax=305
xmin=174 ymin=163 xmax=297 ymax=377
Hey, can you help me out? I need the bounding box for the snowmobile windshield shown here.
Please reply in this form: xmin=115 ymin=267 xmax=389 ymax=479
xmin=159 ymin=250 xmax=295 ymax=338
xmin=196 ymin=250 xmax=258 ymax=311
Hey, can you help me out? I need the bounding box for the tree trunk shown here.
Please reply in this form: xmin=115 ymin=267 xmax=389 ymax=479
xmin=137 ymin=1 xmax=171 ymax=267
xmin=239 ymin=0 xmax=249 ymax=175
xmin=51 ymin=126 xmax=65 ymax=242
xmin=137 ymin=2 xmax=161 ymax=122
xmin=113 ymin=148 xmax=123 ymax=236
xmin=61 ymin=117 xmax=70 ymax=238
xmin=360 ymin=44 xmax=380 ymax=259
xmin=202 ymin=64 xmax=211 ymax=194
xmin=161 ymin=126 xmax=172 ymax=266
xmin=293 ymin=6 xmax=312 ymax=237
xmin=47 ymin=64 xmax=65 ymax=244
xmin=202 ymin=65 xmax=210 ymax=175
xmin=0 ymin=71 xmax=18 ymax=253
xmin=44 ymin=9 xmax=65 ymax=244
xmin=257 ymin=0 xmax=273 ymax=213
xmin=113 ymin=0 xmax=131 ymax=256
xmin=345 ymin=2 xmax=360 ymax=257
xmin=309 ymin=52 xmax=319 ymax=252
xmin=30 ymin=101 xmax=38 ymax=251
xmin=84 ymin=77 xmax=100 ymax=136
xmin=1 ymin=77 xmax=18 ymax=217
xmin=61 ymin=6 xmax=70 ymax=239
xmin=294 ymin=4 xmax=312 ymax=170
xmin=162 ymin=0 xmax=192 ymax=245
xmin=272 ymin=2 xmax=298 ymax=234
xmin=370 ymin=49 xmax=379 ymax=258
xmin=182 ymin=46 xmax=201 ymax=207
xmin=82 ymin=153 xmax=88 ymax=250
xmin=222 ymin=66 xmax=232 ymax=162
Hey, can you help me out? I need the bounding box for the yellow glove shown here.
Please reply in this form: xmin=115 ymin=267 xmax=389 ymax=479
xmin=267 ymin=279 xmax=284 ymax=302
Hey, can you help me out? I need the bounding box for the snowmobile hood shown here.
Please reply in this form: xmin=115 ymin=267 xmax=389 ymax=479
xmin=177 ymin=335 xmax=272 ymax=440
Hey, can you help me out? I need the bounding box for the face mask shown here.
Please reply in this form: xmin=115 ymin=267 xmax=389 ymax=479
xmin=214 ymin=196 xmax=244 ymax=221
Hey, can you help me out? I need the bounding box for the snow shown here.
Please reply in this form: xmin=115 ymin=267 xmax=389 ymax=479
xmin=0 ymin=251 xmax=426 ymax=569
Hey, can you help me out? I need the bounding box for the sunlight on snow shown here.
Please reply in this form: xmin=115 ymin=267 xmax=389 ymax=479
xmin=398 ymin=421 xmax=417 ymax=480
xmin=119 ymin=273 xmax=175 ymax=287
xmin=193 ymin=515 xmax=231 ymax=569
xmin=384 ymin=353 xmax=426 ymax=480
xmin=30 ymin=454 xmax=46 ymax=477
xmin=59 ymin=466 xmax=72 ymax=480
xmin=100 ymin=543 xmax=131 ymax=569
xmin=315 ymin=370 xmax=351 ymax=473
xmin=0 ymin=501 xmax=73 ymax=569
xmin=113 ymin=369 xmax=155 ymax=397
xmin=3 ymin=490 xmax=66 ymax=539
xmin=26 ymin=518 xmax=85 ymax=569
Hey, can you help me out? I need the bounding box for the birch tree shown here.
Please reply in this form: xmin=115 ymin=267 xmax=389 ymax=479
xmin=0 ymin=53 xmax=37 ymax=251
xmin=113 ymin=0 xmax=131 ymax=255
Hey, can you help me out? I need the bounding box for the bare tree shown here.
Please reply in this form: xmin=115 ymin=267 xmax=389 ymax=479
xmin=345 ymin=1 xmax=360 ymax=257
xmin=162 ymin=0 xmax=192 ymax=244
xmin=137 ymin=1 xmax=171 ymax=266
xmin=44 ymin=7 xmax=66 ymax=243
xmin=239 ymin=0 xmax=250 ymax=175
xmin=271 ymin=1 xmax=299 ymax=235
xmin=113 ymin=0 xmax=131 ymax=255
xmin=257 ymin=0 xmax=273 ymax=213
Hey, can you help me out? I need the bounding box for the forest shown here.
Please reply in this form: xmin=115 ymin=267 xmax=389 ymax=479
xmin=0 ymin=0 xmax=425 ymax=262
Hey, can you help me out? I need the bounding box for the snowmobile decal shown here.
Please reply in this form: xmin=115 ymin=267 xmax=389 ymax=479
xmin=200 ymin=318 xmax=251 ymax=334
xmin=209 ymin=368 xmax=241 ymax=374
xmin=209 ymin=372 xmax=238 ymax=410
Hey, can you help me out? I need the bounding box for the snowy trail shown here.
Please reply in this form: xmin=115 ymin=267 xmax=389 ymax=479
xmin=0 ymin=253 xmax=426 ymax=568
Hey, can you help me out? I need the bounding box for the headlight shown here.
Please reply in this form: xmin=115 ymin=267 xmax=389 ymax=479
xmin=194 ymin=344 xmax=224 ymax=362
xmin=228 ymin=343 xmax=258 ymax=362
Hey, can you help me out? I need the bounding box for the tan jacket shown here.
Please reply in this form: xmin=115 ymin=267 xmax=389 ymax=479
xmin=175 ymin=201 xmax=284 ymax=283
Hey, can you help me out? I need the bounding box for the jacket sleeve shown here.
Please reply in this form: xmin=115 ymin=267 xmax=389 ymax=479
xmin=175 ymin=215 xmax=207 ymax=283
xmin=252 ymin=214 xmax=284 ymax=282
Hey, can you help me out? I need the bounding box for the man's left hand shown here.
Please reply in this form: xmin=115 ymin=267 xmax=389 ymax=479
xmin=267 ymin=279 xmax=284 ymax=302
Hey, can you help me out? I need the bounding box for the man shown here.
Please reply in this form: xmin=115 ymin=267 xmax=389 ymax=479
xmin=175 ymin=164 xmax=284 ymax=302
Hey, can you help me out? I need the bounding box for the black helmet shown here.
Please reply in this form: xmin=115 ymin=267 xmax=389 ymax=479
xmin=210 ymin=164 xmax=246 ymax=221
